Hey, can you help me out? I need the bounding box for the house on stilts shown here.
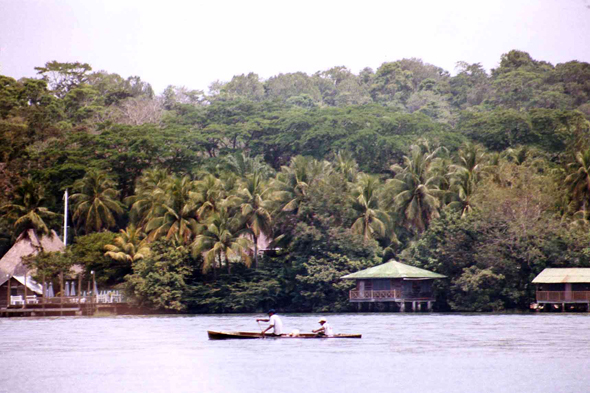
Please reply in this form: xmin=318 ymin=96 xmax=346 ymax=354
xmin=341 ymin=260 xmax=446 ymax=312
xmin=532 ymin=268 xmax=590 ymax=312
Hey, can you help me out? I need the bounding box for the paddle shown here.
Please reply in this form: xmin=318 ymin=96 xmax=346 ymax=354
xmin=257 ymin=320 xmax=266 ymax=339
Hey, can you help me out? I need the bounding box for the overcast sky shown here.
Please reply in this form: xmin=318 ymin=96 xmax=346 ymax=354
xmin=1 ymin=0 xmax=589 ymax=94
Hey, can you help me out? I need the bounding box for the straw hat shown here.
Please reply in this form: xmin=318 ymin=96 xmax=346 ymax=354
xmin=318 ymin=317 xmax=327 ymax=323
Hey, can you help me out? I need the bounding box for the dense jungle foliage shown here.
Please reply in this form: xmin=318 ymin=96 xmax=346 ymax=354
xmin=2 ymin=50 xmax=590 ymax=312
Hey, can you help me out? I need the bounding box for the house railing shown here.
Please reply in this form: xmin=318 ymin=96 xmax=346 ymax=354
xmin=350 ymin=290 xmax=398 ymax=300
xmin=6 ymin=292 xmax=126 ymax=307
xmin=536 ymin=291 xmax=590 ymax=302
xmin=349 ymin=289 xmax=436 ymax=301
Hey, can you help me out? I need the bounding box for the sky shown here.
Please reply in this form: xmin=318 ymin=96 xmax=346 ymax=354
xmin=1 ymin=0 xmax=590 ymax=94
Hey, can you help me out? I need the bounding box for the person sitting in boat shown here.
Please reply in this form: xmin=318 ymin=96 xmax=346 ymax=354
xmin=256 ymin=309 xmax=283 ymax=336
xmin=312 ymin=317 xmax=334 ymax=337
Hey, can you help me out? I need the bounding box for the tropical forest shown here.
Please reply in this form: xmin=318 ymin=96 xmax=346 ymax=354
xmin=2 ymin=50 xmax=590 ymax=313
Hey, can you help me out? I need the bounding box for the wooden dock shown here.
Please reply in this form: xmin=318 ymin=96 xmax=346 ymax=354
xmin=0 ymin=296 xmax=133 ymax=317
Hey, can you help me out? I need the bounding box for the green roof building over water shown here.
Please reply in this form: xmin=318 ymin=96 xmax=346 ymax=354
xmin=532 ymin=268 xmax=590 ymax=284
xmin=341 ymin=260 xmax=446 ymax=280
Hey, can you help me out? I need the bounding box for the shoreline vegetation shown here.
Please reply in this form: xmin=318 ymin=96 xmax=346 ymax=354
xmin=1 ymin=50 xmax=590 ymax=314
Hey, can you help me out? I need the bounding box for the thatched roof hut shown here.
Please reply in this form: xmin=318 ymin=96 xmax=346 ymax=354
xmin=0 ymin=229 xmax=64 ymax=277
xmin=0 ymin=275 xmax=43 ymax=295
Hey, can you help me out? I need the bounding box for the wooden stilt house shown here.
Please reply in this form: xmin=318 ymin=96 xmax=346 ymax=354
xmin=341 ymin=260 xmax=446 ymax=312
xmin=532 ymin=268 xmax=590 ymax=312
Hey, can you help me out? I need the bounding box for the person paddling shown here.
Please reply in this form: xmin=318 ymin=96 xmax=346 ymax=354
xmin=312 ymin=317 xmax=334 ymax=337
xmin=256 ymin=309 xmax=283 ymax=336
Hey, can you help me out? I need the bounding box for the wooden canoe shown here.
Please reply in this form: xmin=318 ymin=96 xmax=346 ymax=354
xmin=207 ymin=330 xmax=362 ymax=340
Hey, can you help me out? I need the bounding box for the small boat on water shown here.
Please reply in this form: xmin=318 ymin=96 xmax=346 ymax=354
xmin=208 ymin=330 xmax=362 ymax=340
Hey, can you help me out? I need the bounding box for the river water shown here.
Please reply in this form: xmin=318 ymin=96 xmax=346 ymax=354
xmin=1 ymin=313 xmax=589 ymax=393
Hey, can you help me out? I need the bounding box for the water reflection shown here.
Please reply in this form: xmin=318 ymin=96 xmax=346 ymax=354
xmin=1 ymin=313 xmax=589 ymax=392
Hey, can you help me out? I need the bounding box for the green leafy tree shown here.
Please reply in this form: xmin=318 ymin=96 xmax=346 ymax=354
xmin=565 ymin=148 xmax=590 ymax=213
xmin=271 ymin=156 xmax=328 ymax=214
xmin=104 ymin=225 xmax=150 ymax=263
xmin=194 ymin=174 xmax=227 ymax=220
xmin=449 ymin=61 xmax=490 ymax=109
xmin=384 ymin=143 xmax=442 ymax=233
xmin=125 ymin=240 xmax=191 ymax=311
xmin=223 ymin=151 xmax=273 ymax=179
xmin=145 ymin=175 xmax=199 ymax=245
xmin=69 ymin=231 xmax=120 ymax=286
xmin=127 ymin=168 xmax=170 ymax=230
xmin=237 ymin=174 xmax=273 ymax=267
xmin=349 ymin=174 xmax=387 ymax=243
xmin=71 ymin=169 xmax=124 ymax=234
xmin=369 ymin=61 xmax=414 ymax=106
xmin=191 ymin=201 xmax=252 ymax=274
xmin=333 ymin=150 xmax=358 ymax=183
xmin=1 ymin=178 xmax=59 ymax=240
xmin=447 ymin=170 xmax=476 ymax=218
xmin=220 ymin=73 xmax=265 ymax=101
xmin=34 ymin=61 xmax=92 ymax=98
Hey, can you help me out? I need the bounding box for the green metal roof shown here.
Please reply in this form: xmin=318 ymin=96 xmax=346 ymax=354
xmin=532 ymin=268 xmax=590 ymax=284
xmin=341 ymin=260 xmax=446 ymax=280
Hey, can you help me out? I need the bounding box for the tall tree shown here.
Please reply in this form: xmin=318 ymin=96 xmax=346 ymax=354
xmin=349 ymin=174 xmax=387 ymax=243
xmin=34 ymin=61 xmax=92 ymax=98
xmin=271 ymin=156 xmax=328 ymax=214
xmin=565 ymin=148 xmax=590 ymax=213
xmin=333 ymin=151 xmax=358 ymax=183
xmin=237 ymin=173 xmax=273 ymax=267
xmin=145 ymin=175 xmax=199 ymax=245
xmin=223 ymin=151 xmax=273 ymax=179
xmin=191 ymin=201 xmax=252 ymax=274
xmin=71 ymin=170 xmax=124 ymax=234
xmin=1 ymin=178 xmax=58 ymax=240
xmin=127 ymin=168 xmax=170 ymax=230
xmin=384 ymin=143 xmax=442 ymax=233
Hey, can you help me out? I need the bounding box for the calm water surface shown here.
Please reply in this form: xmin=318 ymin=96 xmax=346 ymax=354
xmin=1 ymin=313 xmax=589 ymax=393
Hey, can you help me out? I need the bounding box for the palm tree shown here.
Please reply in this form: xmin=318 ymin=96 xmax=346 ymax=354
xmin=333 ymin=150 xmax=358 ymax=182
xmin=70 ymin=170 xmax=124 ymax=234
xmin=430 ymin=156 xmax=454 ymax=206
xmin=223 ymin=151 xmax=274 ymax=179
xmin=104 ymin=224 xmax=150 ymax=263
xmin=126 ymin=168 xmax=169 ymax=230
xmin=145 ymin=175 xmax=199 ymax=245
xmin=506 ymin=145 xmax=530 ymax=166
xmin=237 ymin=173 xmax=273 ymax=267
xmin=451 ymin=142 xmax=486 ymax=179
xmin=271 ymin=156 xmax=328 ymax=214
xmin=565 ymin=148 xmax=590 ymax=213
xmin=1 ymin=178 xmax=58 ymax=241
xmin=447 ymin=170 xmax=476 ymax=218
xmin=384 ymin=144 xmax=442 ymax=233
xmin=194 ymin=174 xmax=227 ymax=220
xmin=349 ymin=174 xmax=387 ymax=242
xmin=191 ymin=201 xmax=252 ymax=275
xmin=440 ymin=143 xmax=485 ymax=217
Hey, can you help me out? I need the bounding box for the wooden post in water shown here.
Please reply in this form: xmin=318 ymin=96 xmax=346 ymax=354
xmin=60 ymin=271 xmax=64 ymax=316
xmin=6 ymin=275 xmax=10 ymax=308
xmin=42 ymin=273 xmax=46 ymax=316
xmin=23 ymin=269 xmax=28 ymax=309
xmin=78 ymin=273 xmax=82 ymax=307
xmin=92 ymin=271 xmax=96 ymax=315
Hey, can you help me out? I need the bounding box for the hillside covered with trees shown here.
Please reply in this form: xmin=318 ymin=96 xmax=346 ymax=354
xmin=2 ymin=50 xmax=590 ymax=312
